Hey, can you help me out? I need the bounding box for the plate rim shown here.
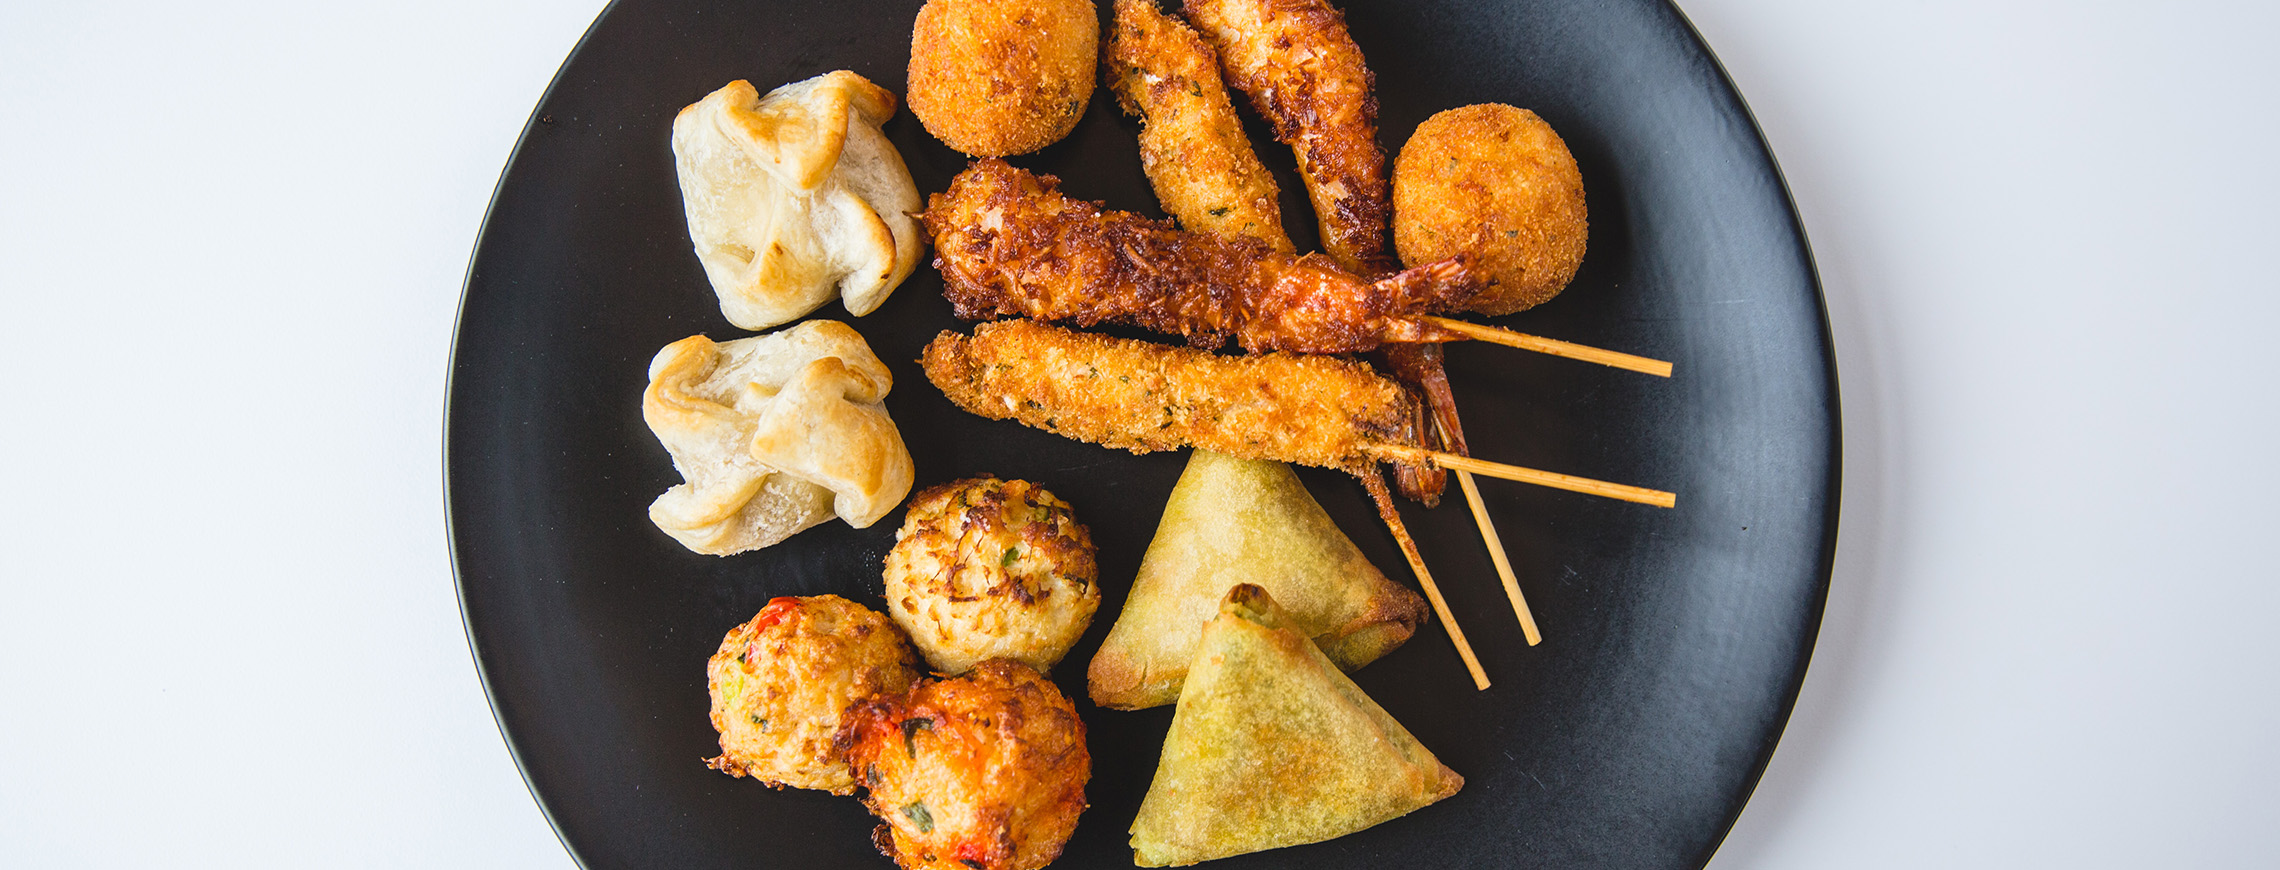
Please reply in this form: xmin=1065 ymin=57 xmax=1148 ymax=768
xmin=1654 ymin=0 xmax=1843 ymax=863
xmin=443 ymin=0 xmax=629 ymax=863
xmin=442 ymin=0 xmax=1843 ymax=866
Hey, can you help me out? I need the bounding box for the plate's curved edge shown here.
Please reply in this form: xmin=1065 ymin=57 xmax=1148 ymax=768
xmin=1656 ymin=1 xmax=1843 ymax=865
xmin=442 ymin=2 xmax=625 ymax=868
xmin=441 ymin=1 xmax=1846 ymax=866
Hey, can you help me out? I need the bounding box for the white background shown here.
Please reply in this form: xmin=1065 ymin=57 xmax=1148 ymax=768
xmin=2 ymin=0 xmax=2273 ymax=866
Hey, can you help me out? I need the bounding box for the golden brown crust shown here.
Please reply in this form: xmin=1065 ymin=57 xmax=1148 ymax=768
xmin=838 ymin=660 xmax=1090 ymax=870
xmin=643 ymin=323 xmax=914 ymax=554
xmin=705 ymin=595 xmax=922 ymax=794
xmin=1088 ymin=450 xmax=1424 ymax=709
xmin=1106 ymin=0 xmax=1293 ymax=252
xmin=883 ymin=476 xmax=1101 ymax=674
xmin=1183 ymin=0 xmax=1392 ymax=275
xmin=925 ymin=159 xmax=1477 ymax=354
xmin=1128 ymin=586 xmax=1461 ymax=866
xmin=671 ymin=73 xmax=925 ymax=329
xmin=1394 ymin=103 xmax=1588 ymax=314
xmin=1373 ymin=342 xmax=1456 ymax=505
xmin=920 ymin=319 xmax=1420 ymax=474
xmin=907 ymin=0 xmax=1098 ymax=156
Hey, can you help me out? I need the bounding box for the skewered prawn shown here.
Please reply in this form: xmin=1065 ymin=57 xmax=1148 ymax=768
xmin=1106 ymin=0 xmax=1293 ymax=252
xmin=1183 ymin=0 xmax=1394 ymax=276
xmin=921 ymin=319 xmax=1676 ymax=509
xmin=924 ymin=319 xmax=1678 ymax=690
xmin=922 ymin=318 xmax=1429 ymax=477
xmin=924 ymin=159 xmax=1477 ymax=355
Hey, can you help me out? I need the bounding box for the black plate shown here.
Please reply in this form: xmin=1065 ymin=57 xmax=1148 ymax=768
xmin=447 ymin=0 xmax=1836 ymax=867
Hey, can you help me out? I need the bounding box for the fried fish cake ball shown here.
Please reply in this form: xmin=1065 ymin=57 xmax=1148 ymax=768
xmin=838 ymin=660 xmax=1091 ymax=870
xmin=907 ymin=0 xmax=1099 ymax=156
xmin=706 ymin=595 xmax=923 ymax=794
xmin=1393 ymin=103 xmax=1588 ymax=315
xmin=883 ymin=476 xmax=1099 ymax=675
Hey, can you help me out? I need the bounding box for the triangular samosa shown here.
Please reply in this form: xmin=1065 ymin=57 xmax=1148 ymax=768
xmin=1129 ymin=584 xmax=1463 ymax=866
xmin=1088 ymin=450 xmax=1425 ymax=709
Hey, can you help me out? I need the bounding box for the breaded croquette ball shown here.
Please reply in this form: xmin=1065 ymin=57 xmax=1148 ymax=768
xmin=706 ymin=595 xmax=923 ymax=794
xmin=1393 ymin=103 xmax=1588 ymax=315
xmin=907 ymin=0 xmax=1099 ymax=156
xmin=883 ymin=476 xmax=1099 ymax=674
xmin=838 ymin=660 xmax=1091 ymax=870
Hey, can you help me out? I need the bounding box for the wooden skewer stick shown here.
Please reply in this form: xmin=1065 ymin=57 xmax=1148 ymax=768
xmin=1415 ymin=316 xmax=1675 ymax=378
xmin=1455 ymin=470 xmax=1542 ymax=646
xmin=1361 ymin=473 xmax=1490 ymax=690
xmin=1422 ymin=400 xmax=1542 ymax=645
xmin=1365 ymin=444 xmax=1679 ymax=508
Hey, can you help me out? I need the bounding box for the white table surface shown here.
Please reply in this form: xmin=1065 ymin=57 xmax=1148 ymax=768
xmin=3 ymin=0 xmax=2273 ymax=866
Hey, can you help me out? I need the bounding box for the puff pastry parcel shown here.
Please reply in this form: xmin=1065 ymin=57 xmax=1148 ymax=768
xmin=643 ymin=320 xmax=914 ymax=555
xmin=672 ymin=72 xmax=925 ymax=331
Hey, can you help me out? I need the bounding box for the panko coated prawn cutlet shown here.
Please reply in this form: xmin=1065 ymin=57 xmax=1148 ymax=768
xmin=1106 ymin=0 xmax=1293 ymax=252
xmin=920 ymin=319 xmax=1440 ymax=498
xmin=1184 ymin=0 xmax=1395 ymax=276
xmin=923 ymin=159 xmax=1479 ymax=356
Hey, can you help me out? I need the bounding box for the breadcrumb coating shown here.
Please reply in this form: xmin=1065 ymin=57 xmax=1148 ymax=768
xmin=839 ymin=660 xmax=1090 ymax=870
xmin=920 ymin=319 xmax=1423 ymax=476
xmin=1106 ymin=0 xmax=1293 ymax=251
xmin=924 ymin=159 xmax=1478 ymax=355
xmin=1394 ymin=103 xmax=1588 ymax=314
xmin=1184 ymin=0 xmax=1394 ymax=275
xmin=908 ymin=0 xmax=1098 ymax=156
xmin=884 ymin=476 xmax=1100 ymax=675
xmin=706 ymin=595 xmax=922 ymax=794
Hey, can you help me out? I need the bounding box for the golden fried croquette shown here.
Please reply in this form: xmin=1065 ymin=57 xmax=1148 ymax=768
xmin=838 ymin=660 xmax=1091 ymax=870
xmin=883 ymin=476 xmax=1100 ymax=675
xmin=1393 ymin=103 xmax=1588 ymax=315
xmin=1106 ymin=0 xmax=1292 ymax=251
xmin=706 ymin=595 xmax=923 ymax=794
xmin=907 ymin=0 xmax=1099 ymax=156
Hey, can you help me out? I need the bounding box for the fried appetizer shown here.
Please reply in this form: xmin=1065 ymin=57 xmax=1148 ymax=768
xmin=923 ymin=320 xmax=1426 ymax=478
xmin=672 ymin=72 xmax=925 ymax=330
xmin=884 ymin=477 xmax=1100 ymax=675
xmin=907 ymin=0 xmax=1098 ymax=156
xmin=706 ymin=595 xmax=923 ymax=794
xmin=644 ymin=321 xmax=915 ymax=555
xmin=1183 ymin=0 xmax=1393 ymax=275
xmin=1394 ymin=104 xmax=1588 ymax=315
xmin=1106 ymin=0 xmax=1292 ymax=252
xmin=1374 ymin=342 xmax=1457 ymax=501
xmin=839 ymin=660 xmax=1091 ymax=870
xmin=1090 ymin=450 xmax=1424 ymax=709
xmin=927 ymin=160 xmax=1478 ymax=355
xmin=1129 ymin=584 xmax=1462 ymax=866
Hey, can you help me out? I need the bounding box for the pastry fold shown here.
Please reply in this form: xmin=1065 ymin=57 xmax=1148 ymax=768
xmin=1129 ymin=584 xmax=1462 ymax=866
xmin=672 ymin=71 xmax=925 ymax=330
xmin=643 ymin=320 xmax=913 ymax=554
xmin=1088 ymin=450 xmax=1423 ymax=709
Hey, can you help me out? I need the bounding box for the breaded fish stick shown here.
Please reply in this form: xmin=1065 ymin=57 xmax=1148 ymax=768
xmin=922 ymin=319 xmax=1425 ymax=477
xmin=1184 ymin=0 xmax=1393 ymax=275
xmin=1106 ymin=0 xmax=1293 ymax=252
xmin=925 ymin=159 xmax=1476 ymax=355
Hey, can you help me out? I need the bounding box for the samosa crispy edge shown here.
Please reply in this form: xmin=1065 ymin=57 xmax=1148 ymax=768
xmin=1128 ymin=584 xmax=1462 ymax=866
xmin=1088 ymin=450 xmax=1425 ymax=709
